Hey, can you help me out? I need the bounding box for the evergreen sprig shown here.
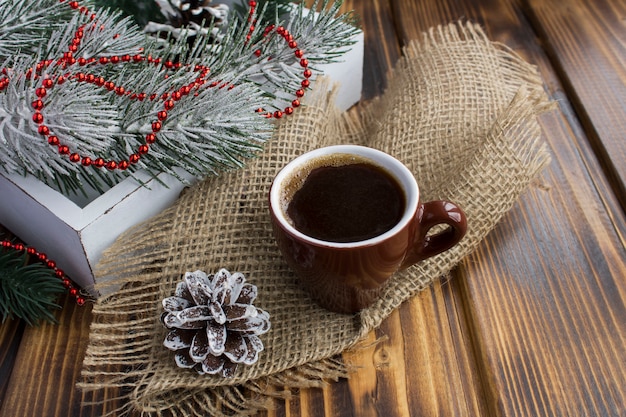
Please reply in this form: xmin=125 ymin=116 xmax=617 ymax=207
xmin=0 ymin=248 xmax=65 ymax=325
xmin=0 ymin=0 xmax=359 ymax=196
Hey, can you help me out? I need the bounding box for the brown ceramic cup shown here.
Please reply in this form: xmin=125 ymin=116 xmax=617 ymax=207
xmin=269 ymin=145 xmax=467 ymax=314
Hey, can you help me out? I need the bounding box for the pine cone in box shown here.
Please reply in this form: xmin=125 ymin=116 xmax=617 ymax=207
xmin=145 ymin=0 xmax=230 ymax=45
xmin=161 ymin=269 xmax=271 ymax=377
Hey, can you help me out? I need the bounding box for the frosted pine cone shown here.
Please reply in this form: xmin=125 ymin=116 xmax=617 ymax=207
xmin=161 ymin=269 xmax=271 ymax=377
xmin=145 ymin=0 xmax=229 ymax=45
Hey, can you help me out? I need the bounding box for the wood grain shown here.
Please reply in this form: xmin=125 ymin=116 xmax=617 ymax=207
xmin=524 ymin=0 xmax=626 ymax=211
xmin=0 ymin=297 xmax=96 ymax=417
xmin=0 ymin=318 xmax=24 ymax=403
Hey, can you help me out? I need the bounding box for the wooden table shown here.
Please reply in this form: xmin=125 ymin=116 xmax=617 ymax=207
xmin=1 ymin=0 xmax=625 ymax=415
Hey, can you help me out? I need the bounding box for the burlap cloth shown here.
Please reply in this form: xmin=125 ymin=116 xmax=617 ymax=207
xmin=80 ymin=22 xmax=553 ymax=416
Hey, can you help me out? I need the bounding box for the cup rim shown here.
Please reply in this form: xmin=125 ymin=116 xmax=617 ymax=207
xmin=270 ymin=145 xmax=420 ymax=248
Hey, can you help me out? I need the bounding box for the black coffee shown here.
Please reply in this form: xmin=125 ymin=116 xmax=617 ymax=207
xmin=286 ymin=160 xmax=405 ymax=243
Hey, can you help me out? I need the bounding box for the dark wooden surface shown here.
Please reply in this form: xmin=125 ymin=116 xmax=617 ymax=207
xmin=1 ymin=0 xmax=625 ymax=415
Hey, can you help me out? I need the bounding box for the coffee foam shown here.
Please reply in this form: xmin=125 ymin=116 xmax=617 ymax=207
xmin=279 ymin=153 xmax=383 ymax=224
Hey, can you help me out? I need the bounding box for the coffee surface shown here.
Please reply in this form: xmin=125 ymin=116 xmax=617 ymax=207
xmin=286 ymin=162 xmax=405 ymax=243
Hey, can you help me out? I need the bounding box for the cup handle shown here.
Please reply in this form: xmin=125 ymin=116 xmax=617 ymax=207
xmin=401 ymin=200 xmax=467 ymax=268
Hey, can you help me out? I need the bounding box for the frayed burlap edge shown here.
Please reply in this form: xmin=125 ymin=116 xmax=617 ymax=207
xmin=79 ymin=21 xmax=553 ymax=417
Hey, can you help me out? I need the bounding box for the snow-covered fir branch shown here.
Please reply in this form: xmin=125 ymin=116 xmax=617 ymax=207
xmin=0 ymin=0 xmax=359 ymax=195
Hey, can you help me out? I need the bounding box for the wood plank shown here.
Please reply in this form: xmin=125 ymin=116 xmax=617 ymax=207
xmin=524 ymin=0 xmax=626 ymax=211
xmin=342 ymin=281 xmax=489 ymax=417
xmin=0 ymin=319 xmax=25 ymax=405
xmin=389 ymin=0 xmax=626 ymax=416
xmin=0 ymin=296 xmax=107 ymax=417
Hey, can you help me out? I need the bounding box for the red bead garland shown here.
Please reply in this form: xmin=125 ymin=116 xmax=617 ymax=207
xmin=0 ymin=0 xmax=312 ymax=172
xmin=1 ymin=239 xmax=86 ymax=306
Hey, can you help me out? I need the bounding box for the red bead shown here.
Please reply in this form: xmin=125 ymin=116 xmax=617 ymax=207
xmin=48 ymin=135 xmax=59 ymax=146
xmin=27 ymin=247 xmax=37 ymax=255
xmin=276 ymin=26 xmax=285 ymax=35
xmin=99 ymin=57 xmax=109 ymax=64
xmin=129 ymin=154 xmax=140 ymax=164
xmin=304 ymin=69 xmax=312 ymax=78
xmin=69 ymin=44 xmax=78 ymax=53
xmin=105 ymin=161 xmax=117 ymax=170
xmin=157 ymin=110 xmax=167 ymax=121
xmin=95 ymin=77 xmax=105 ymax=86
xmin=110 ymin=56 xmax=120 ymax=64
xmin=38 ymin=125 xmax=50 ymax=135
xmin=76 ymin=73 xmax=86 ymax=82
xmin=38 ymin=252 xmax=47 ymax=261
xmin=137 ymin=93 xmax=146 ymax=101
xmin=93 ymin=157 xmax=105 ymax=168
xmin=58 ymin=145 xmax=70 ymax=154
xmin=69 ymin=1 xmax=79 ymax=9
xmin=295 ymin=89 xmax=305 ymax=98
xmin=55 ymin=269 xmax=64 ymax=278
xmin=249 ymin=1 xmax=257 ymax=6
xmin=122 ymin=55 xmax=131 ymax=62
xmin=42 ymin=78 xmax=54 ymax=88
xmin=115 ymin=86 xmax=125 ymax=95
xmin=70 ymin=288 xmax=78 ymax=297
xmin=285 ymin=107 xmax=294 ymax=115
xmin=46 ymin=260 xmax=56 ymax=268
xmin=133 ymin=54 xmax=143 ymax=62
xmin=294 ymin=49 xmax=304 ymax=58
xmin=35 ymin=87 xmax=47 ymax=98
xmin=14 ymin=243 xmax=24 ymax=251
xmin=1 ymin=240 xmax=11 ymax=248
xmin=145 ymin=133 xmax=156 ymax=144
xmin=301 ymin=79 xmax=310 ymax=88
xmin=32 ymin=112 xmax=44 ymax=123
xmin=105 ymin=81 xmax=115 ymax=91
xmin=62 ymin=278 xmax=72 ymax=288
xmin=138 ymin=145 xmax=149 ymax=154
xmin=151 ymin=121 xmax=162 ymax=132
xmin=289 ymin=41 xmax=297 ymax=49
xmin=78 ymin=57 xmax=87 ymax=66
xmin=164 ymin=99 xmax=175 ymax=110
xmin=69 ymin=153 xmax=81 ymax=162
xmin=81 ymin=156 xmax=92 ymax=166
xmin=118 ymin=160 xmax=129 ymax=170
xmin=86 ymin=74 xmax=95 ymax=83
xmin=76 ymin=297 xmax=86 ymax=306
xmin=274 ymin=110 xmax=283 ymax=118
xmin=300 ymin=58 xmax=308 ymax=68
xmin=172 ymin=91 xmax=182 ymax=101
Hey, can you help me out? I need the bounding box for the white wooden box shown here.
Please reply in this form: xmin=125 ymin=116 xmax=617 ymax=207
xmin=0 ymin=29 xmax=363 ymax=295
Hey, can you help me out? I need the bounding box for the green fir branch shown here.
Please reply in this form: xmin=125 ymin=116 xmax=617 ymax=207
xmin=0 ymin=249 xmax=65 ymax=326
